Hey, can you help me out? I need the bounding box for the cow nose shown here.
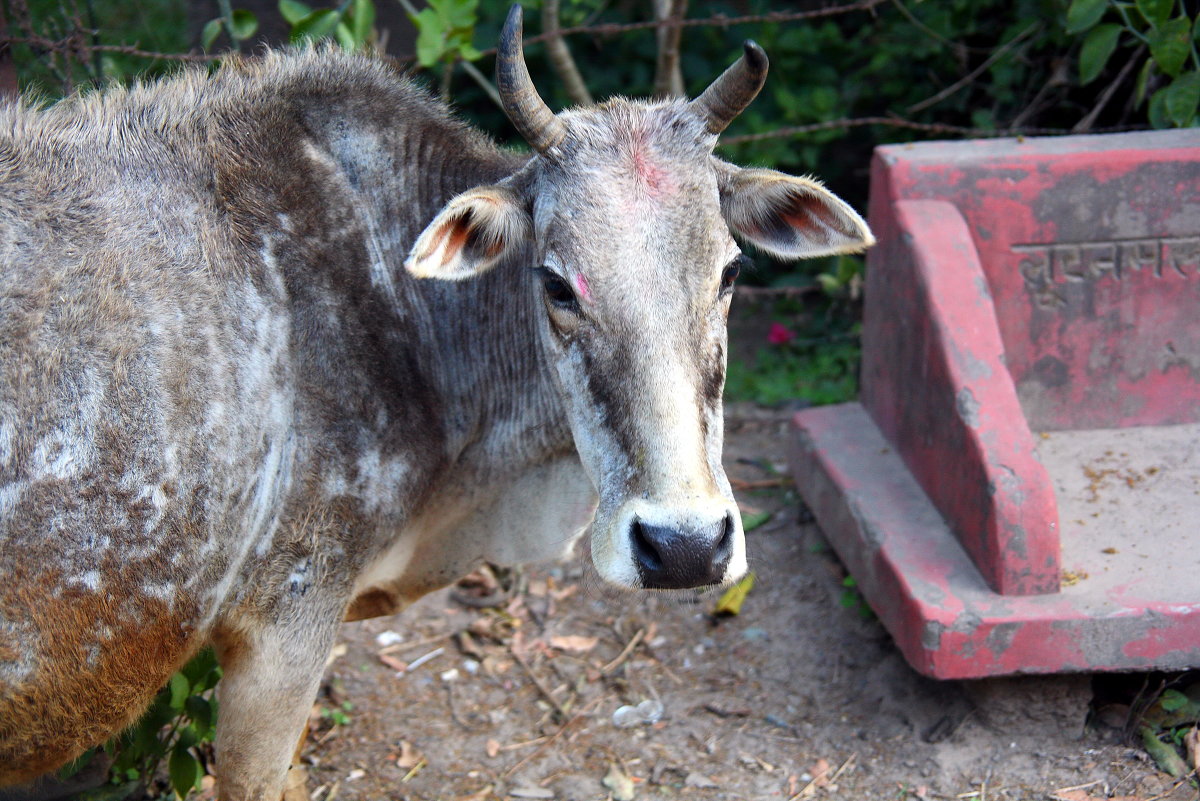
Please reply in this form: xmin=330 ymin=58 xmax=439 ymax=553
xmin=630 ymin=513 xmax=735 ymax=589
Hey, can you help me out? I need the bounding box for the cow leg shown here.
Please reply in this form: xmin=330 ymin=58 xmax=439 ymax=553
xmin=212 ymin=612 xmax=340 ymax=801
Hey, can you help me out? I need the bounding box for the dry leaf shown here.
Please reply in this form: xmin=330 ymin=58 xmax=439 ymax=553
xmin=810 ymin=758 xmax=832 ymax=788
xmin=1186 ymin=725 xmax=1200 ymax=768
xmin=549 ymin=634 xmax=599 ymax=653
xmin=396 ymin=740 xmax=422 ymax=770
xmin=282 ymin=766 xmax=308 ymax=801
xmin=324 ymin=643 xmax=347 ymax=668
xmin=602 ymin=763 xmax=636 ymax=801
xmin=712 ymin=572 xmax=755 ymax=616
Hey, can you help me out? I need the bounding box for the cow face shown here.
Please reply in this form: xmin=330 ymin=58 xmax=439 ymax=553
xmin=406 ymin=8 xmax=873 ymax=591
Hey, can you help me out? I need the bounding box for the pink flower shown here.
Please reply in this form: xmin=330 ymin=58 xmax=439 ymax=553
xmin=767 ymin=322 xmax=795 ymax=345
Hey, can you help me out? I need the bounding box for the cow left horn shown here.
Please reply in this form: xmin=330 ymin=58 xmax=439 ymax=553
xmin=497 ymin=4 xmax=567 ymax=155
xmin=689 ymin=41 xmax=769 ymax=135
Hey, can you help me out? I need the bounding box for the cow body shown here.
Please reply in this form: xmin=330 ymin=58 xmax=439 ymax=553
xmin=1 ymin=17 xmax=872 ymax=797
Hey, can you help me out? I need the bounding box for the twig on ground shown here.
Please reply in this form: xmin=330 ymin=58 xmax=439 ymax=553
xmin=502 ymin=695 xmax=607 ymax=779
xmin=601 ymin=627 xmax=646 ymax=675
xmin=378 ymin=631 xmax=455 ymax=656
xmin=513 ymin=649 xmax=570 ymax=719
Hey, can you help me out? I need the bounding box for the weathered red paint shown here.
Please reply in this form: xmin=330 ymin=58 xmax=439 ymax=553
xmin=790 ymin=130 xmax=1200 ymax=678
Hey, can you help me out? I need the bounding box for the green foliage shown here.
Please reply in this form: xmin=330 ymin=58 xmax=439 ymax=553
xmin=279 ymin=0 xmax=377 ymax=51
xmin=91 ymin=649 xmax=222 ymax=800
xmin=1066 ymin=0 xmax=1200 ymax=127
xmin=408 ymin=0 xmax=481 ymax=67
xmin=202 ymin=5 xmax=259 ymax=52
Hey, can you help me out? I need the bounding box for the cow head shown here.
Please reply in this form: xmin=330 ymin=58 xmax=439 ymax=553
xmin=407 ymin=6 xmax=873 ymax=591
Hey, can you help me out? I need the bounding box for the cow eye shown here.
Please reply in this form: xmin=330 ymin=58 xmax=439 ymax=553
xmin=719 ymin=258 xmax=744 ymax=295
xmin=541 ymin=270 xmax=578 ymax=310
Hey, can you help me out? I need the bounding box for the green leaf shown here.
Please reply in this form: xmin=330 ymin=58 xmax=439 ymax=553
xmin=181 ymin=648 xmax=220 ymax=690
xmin=1140 ymin=726 xmax=1189 ymax=777
xmin=185 ymin=696 xmax=215 ymax=738
xmin=1148 ymin=84 xmax=1170 ymax=127
xmin=1161 ymin=688 xmax=1190 ymax=711
xmin=167 ymin=672 xmax=190 ymax=711
xmin=291 ymin=9 xmax=341 ymax=43
xmin=201 ymin=18 xmax=223 ymax=51
xmin=1065 ymin=0 xmax=1108 ymax=34
xmin=413 ymin=8 xmax=446 ymax=67
xmin=1164 ymin=70 xmax=1200 ymax=126
xmin=335 ymin=21 xmax=355 ymax=50
xmin=168 ymin=745 xmax=201 ymax=799
xmin=1135 ymin=0 xmax=1172 ymax=27
xmin=1149 ymin=17 xmax=1191 ymax=77
xmin=351 ymin=0 xmax=375 ymax=46
xmin=230 ymin=9 xmax=258 ymax=41
xmin=1134 ymin=56 xmax=1154 ymax=106
xmin=1080 ymin=24 xmax=1122 ymax=84
xmin=278 ymin=0 xmax=313 ymax=25
xmin=741 ymin=511 xmax=772 ymax=531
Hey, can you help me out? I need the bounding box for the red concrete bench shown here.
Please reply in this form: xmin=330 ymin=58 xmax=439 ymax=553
xmin=791 ymin=130 xmax=1200 ymax=678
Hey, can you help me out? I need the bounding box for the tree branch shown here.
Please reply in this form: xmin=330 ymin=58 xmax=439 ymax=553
xmin=652 ymin=0 xmax=687 ymax=98
xmin=541 ymin=0 xmax=592 ymax=106
xmin=905 ymin=22 xmax=1039 ymax=114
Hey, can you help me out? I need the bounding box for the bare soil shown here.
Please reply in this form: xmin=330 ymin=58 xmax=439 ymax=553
xmin=296 ymin=404 xmax=1196 ymax=801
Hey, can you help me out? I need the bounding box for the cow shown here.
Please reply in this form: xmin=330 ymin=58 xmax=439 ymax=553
xmin=0 ymin=6 xmax=872 ymax=798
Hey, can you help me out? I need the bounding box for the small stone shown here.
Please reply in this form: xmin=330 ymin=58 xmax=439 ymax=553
xmin=684 ymin=772 xmax=718 ymax=788
xmin=374 ymin=630 xmax=403 ymax=647
xmin=508 ymin=787 xmax=554 ymax=799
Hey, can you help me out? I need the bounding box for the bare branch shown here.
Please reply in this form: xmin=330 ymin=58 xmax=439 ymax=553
xmin=905 ymin=22 xmax=1039 ymax=114
xmin=459 ymin=58 xmax=502 ymax=109
xmin=2 ymin=34 xmax=218 ymax=62
xmin=1073 ymin=45 xmax=1144 ymax=132
xmin=429 ymin=0 xmax=888 ymax=65
xmin=718 ymin=115 xmax=1145 ymax=147
xmin=541 ymin=0 xmax=592 ymax=106
xmin=0 ymin=3 xmax=18 ymax=98
xmin=652 ymin=0 xmax=687 ymax=98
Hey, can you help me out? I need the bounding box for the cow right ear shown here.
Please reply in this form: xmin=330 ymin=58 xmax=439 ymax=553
xmin=405 ymin=186 xmax=531 ymax=280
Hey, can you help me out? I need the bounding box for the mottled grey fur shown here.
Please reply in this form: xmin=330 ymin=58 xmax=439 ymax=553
xmin=0 ymin=46 xmax=871 ymax=798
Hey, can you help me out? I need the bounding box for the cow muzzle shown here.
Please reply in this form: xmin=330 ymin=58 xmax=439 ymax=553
xmin=629 ymin=512 xmax=735 ymax=589
xmin=596 ymin=498 xmax=747 ymax=590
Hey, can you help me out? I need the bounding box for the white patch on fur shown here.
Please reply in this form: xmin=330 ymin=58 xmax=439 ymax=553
xmin=353 ymin=449 xmax=411 ymax=516
xmin=0 ymin=420 xmax=14 ymax=467
xmin=0 ymin=483 xmax=23 ymax=516
xmin=72 ymin=570 xmax=101 ymax=592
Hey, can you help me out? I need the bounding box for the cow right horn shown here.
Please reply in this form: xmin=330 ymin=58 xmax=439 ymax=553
xmin=689 ymin=41 xmax=769 ymax=135
xmin=497 ymin=4 xmax=567 ymax=155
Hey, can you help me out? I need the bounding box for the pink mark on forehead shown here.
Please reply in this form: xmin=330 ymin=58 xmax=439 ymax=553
xmin=574 ymin=273 xmax=592 ymax=303
xmin=631 ymin=142 xmax=675 ymax=200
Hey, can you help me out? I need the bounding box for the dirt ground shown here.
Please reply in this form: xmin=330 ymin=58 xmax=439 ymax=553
xmin=294 ymin=404 xmax=1197 ymax=801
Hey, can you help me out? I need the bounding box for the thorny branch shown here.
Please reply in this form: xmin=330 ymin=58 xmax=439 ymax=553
xmin=461 ymin=0 xmax=889 ymax=63
xmin=652 ymin=0 xmax=687 ymax=98
xmin=541 ymin=0 xmax=593 ymax=106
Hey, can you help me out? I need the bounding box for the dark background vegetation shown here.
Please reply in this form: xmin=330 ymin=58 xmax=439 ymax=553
xmin=4 ymin=0 xmax=1196 ymax=407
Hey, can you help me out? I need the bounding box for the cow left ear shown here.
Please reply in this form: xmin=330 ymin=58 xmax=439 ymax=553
xmin=716 ymin=161 xmax=874 ymax=259
xmin=406 ymin=185 xmax=530 ymax=280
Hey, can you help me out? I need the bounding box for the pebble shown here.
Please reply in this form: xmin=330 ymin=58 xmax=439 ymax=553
xmin=612 ymin=699 xmax=665 ymax=728
xmin=374 ymin=630 xmax=403 ymax=647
